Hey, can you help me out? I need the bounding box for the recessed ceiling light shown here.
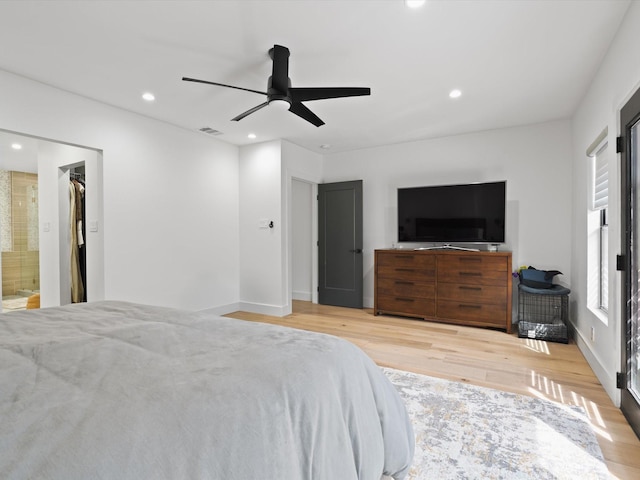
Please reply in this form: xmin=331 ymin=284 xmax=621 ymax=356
xmin=449 ymin=89 xmax=462 ymax=99
xmin=142 ymin=92 xmax=155 ymax=102
xmin=405 ymin=0 xmax=426 ymax=8
xmin=248 ymin=133 xmax=257 ymax=139
xmin=11 ymin=143 xmax=22 ymax=150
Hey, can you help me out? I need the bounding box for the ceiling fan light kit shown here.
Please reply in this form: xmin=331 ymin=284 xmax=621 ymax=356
xmin=182 ymin=44 xmax=371 ymax=127
xmin=268 ymin=99 xmax=291 ymax=110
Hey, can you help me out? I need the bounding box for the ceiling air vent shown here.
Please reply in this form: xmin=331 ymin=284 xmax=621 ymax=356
xmin=199 ymin=127 xmax=223 ymax=136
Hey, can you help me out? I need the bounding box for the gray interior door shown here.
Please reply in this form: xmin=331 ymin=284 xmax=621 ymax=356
xmin=620 ymin=85 xmax=640 ymax=439
xmin=318 ymin=180 xmax=363 ymax=308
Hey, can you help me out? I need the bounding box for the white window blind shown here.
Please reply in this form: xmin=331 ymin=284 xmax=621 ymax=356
xmin=592 ymin=142 xmax=608 ymax=211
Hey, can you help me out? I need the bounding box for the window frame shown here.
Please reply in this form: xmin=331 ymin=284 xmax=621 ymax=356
xmin=586 ymin=129 xmax=609 ymax=320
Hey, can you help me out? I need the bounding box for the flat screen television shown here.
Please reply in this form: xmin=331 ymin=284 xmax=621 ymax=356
xmin=397 ymin=181 xmax=506 ymax=244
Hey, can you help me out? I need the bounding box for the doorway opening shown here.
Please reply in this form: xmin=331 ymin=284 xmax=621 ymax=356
xmin=0 ymin=133 xmax=39 ymax=312
xmin=0 ymin=170 xmax=40 ymax=312
xmin=0 ymin=129 xmax=104 ymax=309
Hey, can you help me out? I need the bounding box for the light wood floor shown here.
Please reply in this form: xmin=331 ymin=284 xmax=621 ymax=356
xmin=226 ymin=300 xmax=640 ymax=479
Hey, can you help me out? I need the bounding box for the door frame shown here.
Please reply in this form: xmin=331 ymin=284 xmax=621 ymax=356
xmin=286 ymin=167 xmax=322 ymax=313
xmin=290 ymin=177 xmax=319 ymax=305
xmin=38 ymin=139 xmax=105 ymax=307
xmin=620 ymin=84 xmax=640 ymax=438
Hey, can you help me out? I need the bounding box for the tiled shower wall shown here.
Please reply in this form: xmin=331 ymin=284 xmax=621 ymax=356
xmin=0 ymin=171 xmax=10 ymax=252
xmin=1 ymin=171 xmax=39 ymax=296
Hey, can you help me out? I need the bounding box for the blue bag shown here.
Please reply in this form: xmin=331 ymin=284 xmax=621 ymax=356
xmin=519 ymin=267 xmax=562 ymax=289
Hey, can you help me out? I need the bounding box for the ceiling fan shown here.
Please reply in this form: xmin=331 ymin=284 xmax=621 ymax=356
xmin=182 ymin=44 xmax=371 ymax=127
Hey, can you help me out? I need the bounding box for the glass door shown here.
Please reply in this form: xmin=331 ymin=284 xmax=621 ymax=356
xmin=621 ymin=87 xmax=640 ymax=438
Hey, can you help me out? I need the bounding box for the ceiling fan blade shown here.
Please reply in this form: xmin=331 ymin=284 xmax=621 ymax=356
xmin=231 ymin=101 xmax=269 ymax=122
xmin=289 ymin=87 xmax=371 ymax=102
xmin=289 ymin=101 xmax=325 ymax=127
xmin=269 ymin=45 xmax=290 ymax=93
xmin=182 ymin=77 xmax=267 ymax=96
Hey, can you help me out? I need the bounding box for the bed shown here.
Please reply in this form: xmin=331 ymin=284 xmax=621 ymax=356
xmin=0 ymin=301 xmax=414 ymax=479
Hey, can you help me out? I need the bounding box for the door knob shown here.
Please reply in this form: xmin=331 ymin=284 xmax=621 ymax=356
xmin=350 ymin=248 xmax=363 ymax=254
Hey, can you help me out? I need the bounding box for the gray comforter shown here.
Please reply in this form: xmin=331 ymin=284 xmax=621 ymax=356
xmin=0 ymin=301 xmax=414 ymax=479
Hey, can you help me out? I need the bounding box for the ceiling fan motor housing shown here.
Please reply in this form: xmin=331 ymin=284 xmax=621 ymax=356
xmin=267 ymin=75 xmax=292 ymax=107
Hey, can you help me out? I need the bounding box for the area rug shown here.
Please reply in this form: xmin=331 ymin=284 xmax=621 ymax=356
xmin=383 ymin=367 xmax=610 ymax=480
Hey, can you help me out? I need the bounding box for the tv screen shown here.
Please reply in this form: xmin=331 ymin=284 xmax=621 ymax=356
xmin=397 ymin=181 xmax=506 ymax=244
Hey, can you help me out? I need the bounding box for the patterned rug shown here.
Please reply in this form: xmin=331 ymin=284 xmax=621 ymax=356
xmin=383 ymin=367 xmax=610 ymax=480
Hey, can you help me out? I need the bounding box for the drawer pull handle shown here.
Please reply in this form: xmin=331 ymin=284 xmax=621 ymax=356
xmin=459 ymin=272 xmax=482 ymax=277
xmin=396 ymin=298 xmax=415 ymax=302
xmin=459 ymin=304 xmax=481 ymax=309
xmin=395 ymin=281 xmax=414 ymax=286
xmin=396 ymin=268 xmax=415 ymax=272
xmin=460 ymin=257 xmax=482 ymax=262
xmin=459 ymin=286 xmax=482 ymax=291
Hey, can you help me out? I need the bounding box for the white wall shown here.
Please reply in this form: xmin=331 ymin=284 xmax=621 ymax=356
xmin=282 ymin=140 xmax=323 ymax=307
xmin=323 ymin=119 xmax=573 ymax=308
xmin=0 ymin=69 xmax=240 ymax=312
xmin=238 ymin=140 xmax=285 ymax=315
xmin=292 ymin=179 xmax=313 ymax=301
xmin=237 ymin=139 xmax=323 ymax=316
xmin=570 ymin=1 xmax=640 ymax=405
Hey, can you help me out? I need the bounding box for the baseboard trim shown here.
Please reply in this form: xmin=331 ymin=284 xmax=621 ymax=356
xmin=364 ymin=296 xmax=374 ymax=309
xmin=198 ymin=302 xmax=241 ymax=316
xmin=238 ymin=301 xmax=291 ymax=317
xmin=570 ymin=320 xmax=620 ymax=407
xmin=199 ymin=301 xmax=291 ymax=318
xmin=292 ymin=291 xmax=312 ymax=301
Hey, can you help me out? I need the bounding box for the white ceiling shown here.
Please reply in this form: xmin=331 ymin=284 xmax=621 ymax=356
xmin=0 ymin=0 xmax=631 ymax=159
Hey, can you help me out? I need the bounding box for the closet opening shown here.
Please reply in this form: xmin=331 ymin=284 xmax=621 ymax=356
xmin=69 ymin=166 xmax=86 ymax=303
xmin=57 ymin=161 xmax=90 ymax=305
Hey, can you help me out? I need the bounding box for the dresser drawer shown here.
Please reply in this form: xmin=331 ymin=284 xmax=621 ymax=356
xmin=437 ymin=282 xmax=507 ymax=305
xmin=437 ymin=268 xmax=506 ymax=286
xmin=438 ymin=268 xmax=507 ymax=285
xmin=378 ymin=278 xmax=435 ymax=298
xmin=377 ymin=265 xmax=436 ymax=282
xmin=438 ymin=254 xmax=508 ymax=272
xmin=376 ymin=252 xmax=436 ymax=269
xmin=377 ymin=294 xmax=435 ymax=317
xmin=437 ymin=299 xmax=507 ymax=326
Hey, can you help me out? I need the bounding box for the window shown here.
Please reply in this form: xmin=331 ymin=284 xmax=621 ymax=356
xmin=587 ymin=130 xmax=609 ymax=316
xmin=600 ymin=207 xmax=608 ymax=311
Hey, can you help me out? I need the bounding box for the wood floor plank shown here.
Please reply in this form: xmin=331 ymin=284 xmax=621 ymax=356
xmin=225 ymin=301 xmax=640 ymax=479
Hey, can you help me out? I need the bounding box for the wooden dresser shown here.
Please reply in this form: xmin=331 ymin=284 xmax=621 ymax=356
xmin=374 ymin=249 xmax=512 ymax=332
